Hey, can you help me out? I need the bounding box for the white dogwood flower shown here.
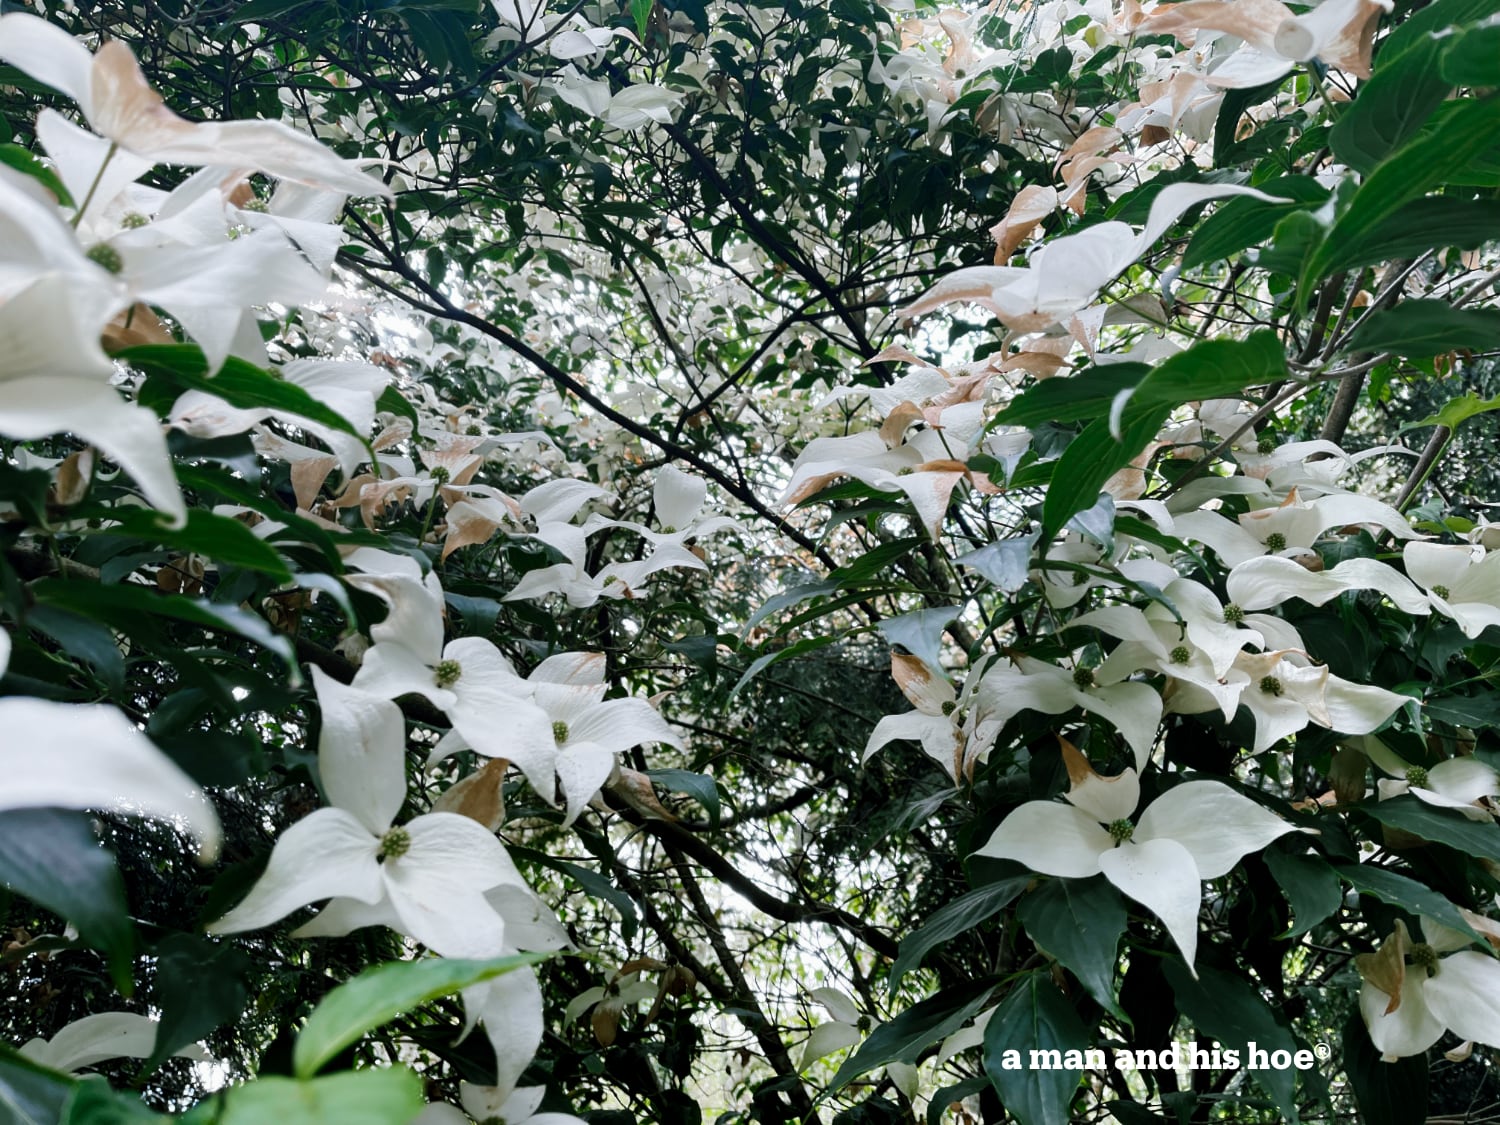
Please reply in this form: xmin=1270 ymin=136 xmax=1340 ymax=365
xmin=976 ymin=738 xmax=1311 ymax=973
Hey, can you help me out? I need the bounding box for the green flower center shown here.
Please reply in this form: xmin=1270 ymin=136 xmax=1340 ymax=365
xmin=1409 ymin=942 xmax=1440 ymax=977
xmin=1223 ymin=603 xmax=1245 ymax=624
xmin=429 ymin=465 xmax=452 ymax=484
xmin=897 ymin=466 xmax=915 ymax=476
xmin=660 ymin=525 xmax=678 ymax=535
xmin=1256 ymin=436 xmax=1276 ymax=455
xmin=241 ymin=197 xmax=270 ymax=213
xmin=940 ymin=700 xmax=956 ymax=716
xmin=1264 ymin=532 xmax=1287 ymax=552
xmin=378 ymin=826 xmax=412 ymax=861
xmin=602 ymin=575 xmax=621 ymax=587
xmin=1259 ymin=675 xmax=1283 ymax=696
xmin=552 ymin=720 xmax=570 ymax=743
xmin=466 ymin=424 xmax=483 ymax=436
xmin=120 ymin=211 xmax=149 ymax=229
xmin=1108 ymin=819 xmax=1134 ymax=844
xmin=1169 ymin=645 xmax=1191 ymax=665
xmin=1072 ymin=667 xmax=1095 ymax=689
xmin=1405 ymin=766 xmax=1430 ymax=789
xmin=434 ymin=659 xmax=463 ymax=688
xmin=86 ymin=243 xmax=123 ymax=274
xmin=1432 ymin=584 xmax=1451 ymax=600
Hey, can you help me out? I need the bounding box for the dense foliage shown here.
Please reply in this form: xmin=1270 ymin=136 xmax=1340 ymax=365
xmin=3 ymin=0 xmax=1500 ymax=1122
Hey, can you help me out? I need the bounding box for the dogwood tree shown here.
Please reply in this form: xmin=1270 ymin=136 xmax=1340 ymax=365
xmin=2 ymin=1 xmax=1500 ymax=1123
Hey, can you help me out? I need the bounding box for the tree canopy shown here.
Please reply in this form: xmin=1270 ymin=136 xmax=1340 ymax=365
xmin=3 ymin=0 xmax=1500 ymax=1123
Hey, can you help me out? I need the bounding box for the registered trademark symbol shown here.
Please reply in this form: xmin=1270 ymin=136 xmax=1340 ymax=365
xmin=1314 ymin=1042 xmax=1332 ymax=1061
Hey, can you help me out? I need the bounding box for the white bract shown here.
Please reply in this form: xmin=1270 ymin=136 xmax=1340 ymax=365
xmin=976 ymin=739 xmax=1311 ymax=973
xmin=1359 ymin=917 xmax=1500 ymax=1061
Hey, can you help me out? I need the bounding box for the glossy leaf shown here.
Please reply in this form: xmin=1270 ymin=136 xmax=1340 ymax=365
xmin=983 ymin=973 xmax=1088 ymax=1125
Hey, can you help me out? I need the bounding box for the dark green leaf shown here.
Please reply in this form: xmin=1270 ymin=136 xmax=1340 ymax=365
xmin=26 ymin=606 xmax=126 ymax=693
xmin=1162 ymin=959 xmax=1299 ymax=1120
xmin=145 ymin=935 xmax=251 ymax=1073
xmin=95 ymin=509 xmax=292 ymax=581
xmin=983 ymin=973 xmax=1088 ymax=1125
xmin=0 ymin=143 xmax=73 ymax=207
xmin=1335 ymin=862 xmax=1484 ymax=944
xmin=890 ymin=875 xmax=1029 ymax=994
xmin=1300 ymin=97 xmax=1500 ymax=299
xmin=1016 ymin=876 xmax=1127 ymax=1020
xmin=1331 ymin=22 xmax=1453 ymax=173
xmin=0 ymin=1049 xmax=77 ymax=1125
xmin=1424 ymin=691 xmax=1500 ymax=727
xmin=1355 ymin=794 xmax=1500 ymax=860
xmin=1182 ymin=177 xmax=1328 ymax=271
xmin=828 ymin=980 xmax=996 ymax=1093
xmin=645 ymin=768 xmax=722 ymax=828
xmin=1041 ymin=407 xmax=1170 ymax=538
xmin=0 ymin=810 xmax=134 ymax=993
xmin=1337 ymin=198 xmax=1500 ymax=271
xmin=1340 ymin=301 xmax=1500 ymax=358
xmin=1443 ymin=24 xmax=1500 ymax=84
xmin=181 ymin=1069 xmax=425 ymax=1125
xmin=293 ymin=953 xmax=551 ymax=1078
xmin=1340 ymin=1009 xmax=1427 ymax=1125
xmin=1264 ymin=850 xmax=1341 ymax=938
xmin=123 ymin=345 xmax=365 ymax=440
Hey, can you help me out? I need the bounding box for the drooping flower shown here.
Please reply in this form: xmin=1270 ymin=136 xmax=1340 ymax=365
xmin=1358 ymin=917 xmax=1500 ymax=1061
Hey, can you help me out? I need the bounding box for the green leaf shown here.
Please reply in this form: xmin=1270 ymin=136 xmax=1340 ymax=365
xmin=181 ymin=1069 xmax=425 ymax=1125
xmin=1424 ymin=691 xmax=1500 ymax=727
xmin=1181 ymin=177 xmax=1328 ymax=271
xmin=1336 ymin=198 xmax=1500 ymax=271
xmin=827 ymin=980 xmax=996 ymax=1093
xmin=510 ymin=847 xmax=639 ymax=941
xmin=991 ymin=365 xmax=1147 ymax=429
xmin=1128 ymin=330 xmax=1287 ymax=410
xmin=0 ymin=143 xmax=74 ymax=207
xmin=645 ymin=768 xmax=722 ymax=828
xmin=27 ymin=606 xmax=126 ymax=693
xmin=1340 ymin=1009 xmax=1427 ymax=1125
xmin=1263 ymin=850 xmax=1341 ymax=938
xmin=123 ymin=345 xmax=366 ymax=440
xmin=145 ymin=935 xmax=251 ymax=1073
xmin=1041 ymin=407 xmax=1170 ymax=538
xmin=30 ymin=578 xmax=297 ymax=673
xmin=1300 ymin=96 xmax=1500 ymax=300
xmin=1162 ymin=959 xmax=1300 ymax=1121
xmin=1342 ymin=301 xmax=1500 ymax=360
xmin=0 ymin=810 xmax=134 ymax=994
xmin=889 ymin=874 xmax=1029 ymax=995
xmin=1355 ymin=793 xmax=1500 ymax=860
xmin=293 ymin=953 xmax=551 ymax=1078
xmin=632 ymin=0 xmax=653 ymax=40
xmin=983 ymin=973 xmax=1088 ymax=1125
xmin=1330 ymin=21 xmax=1453 ymax=173
xmin=1016 ymin=876 xmax=1127 ymax=1021
xmin=95 ymin=509 xmax=293 ymax=581
xmin=0 ymin=1050 xmax=76 ymax=1125
xmin=1335 ymin=861 xmax=1485 ymax=944
xmin=1443 ymin=24 xmax=1500 ymax=84
xmin=62 ymin=1078 xmax=168 ymax=1125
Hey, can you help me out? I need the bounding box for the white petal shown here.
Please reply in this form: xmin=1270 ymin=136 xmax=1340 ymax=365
xmin=1099 ymin=837 xmax=1204 ymax=973
xmin=21 ymin=1012 xmax=201 ymax=1073
xmin=799 ymin=1021 xmax=862 ymax=1069
xmin=975 ymin=802 xmax=1111 ymax=877
xmin=1404 ymin=541 xmax=1477 ymax=594
xmin=0 ymin=698 xmax=219 ymax=858
xmin=290 ymin=895 xmax=402 ymax=941
xmin=352 ymin=642 xmax=452 ymax=710
xmin=463 ymin=967 xmax=544 ymax=1097
xmin=0 ymin=14 xmax=97 ymax=116
xmin=1424 ymin=953 xmax=1500 ymax=1050
xmin=565 ymin=697 xmax=682 ymax=757
xmin=653 ymin=464 xmax=707 ymax=531
xmin=1360 ymin=978 xmax=1445 ymax=1060
xmin=312 ymin=668 xmax=406 ymax=835
xmin=0 ymin=377 xmax=185 ymax=526
xmin=1080 ymin=681 xmax=1163 ymax=771
xmin=554 ymin=743 xmax=617 ymax=826
xmin=810 ymin=987 xmax=862 ymax=1026
xmin=383 ymin=815 xmax=522 ymax=956
xmin=1321 ymin=674 xmax=1410 ymax=735
xmin=208 ymin=809 xmax=382 ymax=934
xmin=863 ymin=710 xmax=960 ymax=774
xmin=1136 ymin=781 xmax=1305 ymax=879
xmin=1428 ymin=758 xmax=1500 ymax=805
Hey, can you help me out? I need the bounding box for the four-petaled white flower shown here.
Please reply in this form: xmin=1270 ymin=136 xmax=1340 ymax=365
xmin=977 ymin=738 xmax=1312 ymax=973
xmin=1358 ymin=916 xmax=1500 ymax=1061
xmin=207 ymin=670 xmax=528 ymax=958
